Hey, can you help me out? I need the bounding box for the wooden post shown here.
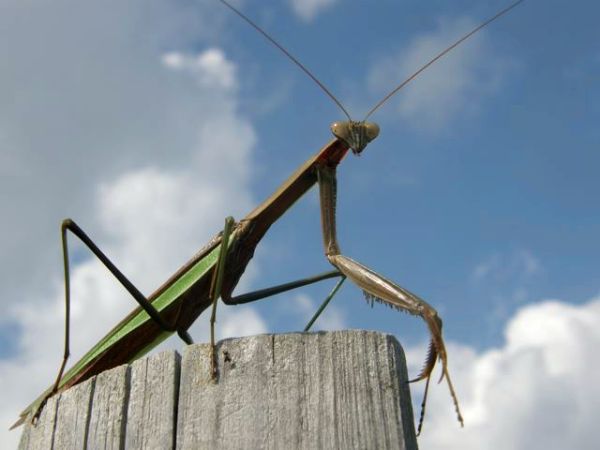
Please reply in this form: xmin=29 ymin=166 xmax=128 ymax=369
xmin=18 ymin=330 xmax=418 ymax=449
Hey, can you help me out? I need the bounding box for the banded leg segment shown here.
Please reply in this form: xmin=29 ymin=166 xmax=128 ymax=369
xmin=316 ymin=164 xmax=463 ymax=433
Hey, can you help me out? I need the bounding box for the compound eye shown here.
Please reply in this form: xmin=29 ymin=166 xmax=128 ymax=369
xmin=330 ymin=122 xmax=350 ymax=141
xmin=364 ymin=122 xmax=380 ymax=142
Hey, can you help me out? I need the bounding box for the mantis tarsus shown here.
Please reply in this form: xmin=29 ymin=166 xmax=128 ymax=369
xmin=12 ymin=0 xmax=525 ymax=434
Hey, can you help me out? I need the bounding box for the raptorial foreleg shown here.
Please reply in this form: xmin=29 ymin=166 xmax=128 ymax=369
xmin=316 ymin=163 xmax=463 ymax=434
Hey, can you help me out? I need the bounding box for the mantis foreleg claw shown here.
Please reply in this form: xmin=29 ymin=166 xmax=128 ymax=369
xmin=329 ymin=253 xmax=464 ymax=432
xmin=317 ymin=163 xmax=464 ymax=433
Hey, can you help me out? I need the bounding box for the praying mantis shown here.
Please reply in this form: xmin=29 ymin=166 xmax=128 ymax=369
xmin=12 ymin=0 xmax=525 ymax=434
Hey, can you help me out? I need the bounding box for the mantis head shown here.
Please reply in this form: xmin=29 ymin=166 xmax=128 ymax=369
xmin=331 ymin=121 xmax=380 ymax=155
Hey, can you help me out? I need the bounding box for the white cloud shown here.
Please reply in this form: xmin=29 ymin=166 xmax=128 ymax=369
xmin=367 ymin=16 xmax=509 ymax=131
xmin=162 ymin=49 xmax=238 ymax=90
xmin=470 ymin=249 xmax=543 ymax=325
xmin=0 ymin=1 xmax=265 ymax=447
xmin=410 ymin=297 xmax=600 ymax=450
xmin=220 ymin=308 xmax=268 ymax=339
xmin=472 ymin=249 xmax=542 ymax=283
xmin=289 ymin=0 xmax=338 ymax=22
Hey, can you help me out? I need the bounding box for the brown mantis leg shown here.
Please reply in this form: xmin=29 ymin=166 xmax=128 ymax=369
xmin=208 ymin=217 xmax=235 ymax=379
xmin=316 ymin=163 xmax=463 ymax=434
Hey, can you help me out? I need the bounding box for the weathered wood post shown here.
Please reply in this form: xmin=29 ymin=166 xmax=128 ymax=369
xmin=18 ymin=330 xmax=418 ymax=449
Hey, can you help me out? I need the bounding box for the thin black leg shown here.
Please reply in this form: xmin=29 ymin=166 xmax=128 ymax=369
xmin=303 ymin=276 xmax=346 ymax=331
xmin=51 ymin=219 xmax=189 ymax=398
xmin=223 ymin=270 xmax=342 ymax=305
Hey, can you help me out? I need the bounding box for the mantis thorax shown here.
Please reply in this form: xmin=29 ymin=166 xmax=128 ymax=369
xmin=330 ymin=121 xmax=380 ymax=155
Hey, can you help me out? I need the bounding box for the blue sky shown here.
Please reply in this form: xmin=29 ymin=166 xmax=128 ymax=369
xmin=1 ymin=0 xmax=599 ymax=448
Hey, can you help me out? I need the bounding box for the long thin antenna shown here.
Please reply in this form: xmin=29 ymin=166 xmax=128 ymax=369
xmin=219 ymin=0 xmax=352 ymax=121
xmin=220 ymin=0 xmax=524 ymax=123
xmin=363 ymin=0 xmax=525 ymax=120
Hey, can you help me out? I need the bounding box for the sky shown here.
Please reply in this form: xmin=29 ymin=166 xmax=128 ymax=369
xmin=0 ymin=0 xmax=599 ymax=448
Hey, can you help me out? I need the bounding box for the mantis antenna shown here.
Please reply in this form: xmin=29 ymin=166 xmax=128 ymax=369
xmin=364 ymin=0 xmax=525 ymax=120
xmin=219 ymin=0 xmax=352 ymax=121
xmin=219 ymin=0 xmax=525 ymax=123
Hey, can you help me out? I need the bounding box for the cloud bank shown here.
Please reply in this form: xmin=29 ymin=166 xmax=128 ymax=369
xmin=0 ymin=1 xmax=266 ymax=447
xmin=413 ymin=297 xmax=600 ymax=450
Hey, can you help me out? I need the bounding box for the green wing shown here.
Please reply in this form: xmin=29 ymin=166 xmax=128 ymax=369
xmin=13 ymin=233 xmax=227 ymax=429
